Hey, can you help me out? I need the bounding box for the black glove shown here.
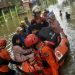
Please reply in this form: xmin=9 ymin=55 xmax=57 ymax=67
xmin=9 ymin=59 xmax=22 ymax=65
xmin=0 ymin=57 xmax=9 ymax=65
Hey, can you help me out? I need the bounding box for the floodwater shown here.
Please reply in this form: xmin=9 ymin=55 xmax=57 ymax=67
xmin=47 ymin=0 xmax=75 ymax=75
xmin=0 ymin=0 xmax=75 ymax=75
xmin=0 ymin=14 xmax=19 ymax=39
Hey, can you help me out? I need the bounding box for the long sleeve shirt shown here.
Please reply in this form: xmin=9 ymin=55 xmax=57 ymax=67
xmin=13 ymin=46 xmax=33 ymax=62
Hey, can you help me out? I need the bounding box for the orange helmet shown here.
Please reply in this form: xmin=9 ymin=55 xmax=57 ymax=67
xmin=24 ymin=34 xmax=39 ymax=47
xmin=0 ymin=38 xmax=7 ymax=47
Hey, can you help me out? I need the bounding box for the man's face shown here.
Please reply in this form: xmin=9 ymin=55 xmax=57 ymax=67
xmin=17 ymin=30 xmax=24 ymax=35
xmin=35 ymin=12 xmax=41 ymax=18
xmin=48 ymin=16 xmax=56 ymax=23
xmin=43 ymin=12 xmax=48 ymax=17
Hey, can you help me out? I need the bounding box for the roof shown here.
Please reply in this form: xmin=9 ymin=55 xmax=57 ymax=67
xmin=21 ymin=0 xmax=37 ymax=3
xmin=0 ymin=0 xmax=15 ymax=9
xmin=21 ymin=0 xmax=29 ymax=3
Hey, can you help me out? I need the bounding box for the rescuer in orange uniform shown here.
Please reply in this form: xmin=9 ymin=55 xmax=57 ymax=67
xmin=24 ymin=34 xmax=59 ymax=75
xmin=12 ymin=34 xmax=44 ymax=75
xmin=0 ymin=38 xmax=20 ymax=75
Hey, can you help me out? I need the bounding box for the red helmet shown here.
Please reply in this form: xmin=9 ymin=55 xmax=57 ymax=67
xmin=0 ymin=38 xmax=7 ymax=47
xmin=24 ymin=34 xmax=39 ymax=47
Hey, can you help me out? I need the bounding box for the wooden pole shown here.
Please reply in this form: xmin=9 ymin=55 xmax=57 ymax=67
xmin=15 ymin=6 xmax=20 ymax=24
xmin=9 ymin=7 xmax=13 ymax=19
xmin=45 ymin=0 xmax=48 ymax=8
xmin=42 ymin=0 xmax=46 ymax=9
xmin=9 ymin=7 xmax=16 ymax=27
xmin=1 ymin=9 xmax=9 ymax=31
xmin=2 ymin=9 xmax=7 ymax=23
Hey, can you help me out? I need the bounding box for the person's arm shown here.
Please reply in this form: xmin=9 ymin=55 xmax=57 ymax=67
xmin=20 ymin=48 xmax=33 ymax=55
xmin=15 ymin=46 xmax=32 ymax=55
xmin=14 ymin=53 xmax=29 ymax=62
xmin=42 ymin=46 xmax=59 ymax=75
xmin=13 ymin=46 xmax=32 ymax=62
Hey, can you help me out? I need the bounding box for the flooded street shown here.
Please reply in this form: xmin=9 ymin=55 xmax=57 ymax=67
xmin=48 ymin=0 xmax=75 ymax=75
xmin=0 ymin=0 xmax=75 ymax=75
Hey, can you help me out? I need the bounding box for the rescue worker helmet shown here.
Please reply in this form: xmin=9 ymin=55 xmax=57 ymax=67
xmin=47 ymin=11 xmax=55 ymax=18
xmin=24 ymin=34 xmax=39 ymax=47
xmin=32 ymin=5 xmax=41 ymax=14
xmin=20 ymin=21 xmax=25 ymax=24
xmin=0 ymin=38 xmax=7 ymax=47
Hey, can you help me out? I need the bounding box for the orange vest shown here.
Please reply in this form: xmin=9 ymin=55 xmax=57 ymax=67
xmin=41 ymin=46 xmax=59 ymax=75
xmin=0 ymin=49 xmax=10 ymax=72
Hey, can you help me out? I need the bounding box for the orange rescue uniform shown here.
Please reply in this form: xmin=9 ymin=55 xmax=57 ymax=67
xmin=0 ymin=48 xmax=10 ymax=72
xmin=41 ymin=46 xmax=59 ymax=75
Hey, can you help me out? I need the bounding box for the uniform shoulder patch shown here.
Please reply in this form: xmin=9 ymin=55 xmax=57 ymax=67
xmin=44 ymin=52 xmax=49 ymax=57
